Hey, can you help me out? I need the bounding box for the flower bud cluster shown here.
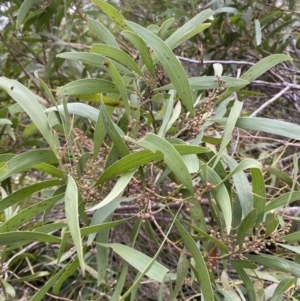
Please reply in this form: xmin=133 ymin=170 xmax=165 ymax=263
xmin=207 ymin=220 xmax=292 ymax=268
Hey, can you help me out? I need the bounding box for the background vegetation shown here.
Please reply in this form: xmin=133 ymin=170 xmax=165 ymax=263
xmin=1 ymin=0 xmax=300 ymax=300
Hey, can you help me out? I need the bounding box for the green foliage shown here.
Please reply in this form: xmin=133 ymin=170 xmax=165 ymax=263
xmin=1 ymin=0 xmax=300 ymax=300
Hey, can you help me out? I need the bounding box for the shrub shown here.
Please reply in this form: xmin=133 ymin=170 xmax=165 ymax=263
xmin=1 ymin=0 xmax=300 ymax=300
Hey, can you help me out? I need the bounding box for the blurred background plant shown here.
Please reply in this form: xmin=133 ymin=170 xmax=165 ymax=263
xmin=1 ymin=0 xmax=300 ymax=300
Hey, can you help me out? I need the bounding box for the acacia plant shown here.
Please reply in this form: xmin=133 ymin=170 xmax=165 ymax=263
xmin=1 ymin=0 xmax=300 ymax=300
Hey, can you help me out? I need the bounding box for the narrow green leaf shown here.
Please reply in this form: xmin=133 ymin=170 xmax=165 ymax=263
xmin=0 ymin=154 xmax=14 ymax=162
xmin=237 ymin=209 xmax=257 ymax=246
xmin=0 ymin=179 xmax=61 ymax=211
xmin=264 ymin=168 xmax=294 ymax=189
xmin=251 ymin=168 xmax=266 ymax=227
xmin=88 ymin=17 xmax=119 ymax=48
xmin=221 ymin=99 xmax=243 ymax=148
xmin=56 ymin=78 xmax=119 ymax=96
xmin=2 ymin=187 xmax=12 ymax=221
xmin=199 ymin=164 xmax=232 ymax=233
xmin=157 ymin=17 xmax=175 ymax=39
xmin=260 ymin=10 xmax=282 ymax=27
xmin=46 ymin=103 xmax=100 ymax=123
xmin=10 ymin=272 xmax=50 ymax=282
xmin=290 ymin=154 xmax=298 ymax=200
xmin=221 ymin=270 xmax=241 ymax=300
xmin=53 ymin=258 xmax=79 ymax=294
xmin=93 ymin=107 xmax=106 ymax=161
xmin=231 ymin=260 xmax=257 ymax=301
xmin=34 ymin=71 xmax=57 ymax=107
xmin=212 ymin=117 xmax=300 ymax=141
xmin=33 ymin=222 xmax=67 ymax=233
xmin=282 ymin=231 xmax=300 ymax=243
xmin=223 ymin=155 xmax=257 ymax=216
xmin=95 ymin=144 xmax=209 ymax=185
xmin=33 ymin=163 xmax=63 ymax=178
xmin=0 ymin=150 xmax=58 ymax=182
xmin=169 ymin=254 xmax=189 ymax=300
xmin=148 ymin=24 xmax=160 ymax=34
xmin=182 ymin=154 xmax=199 ymax=174
xmin=0 ymin=193 xmax=63 ymax=233
xmin=264 ymin=213 xmax=278 ymax=237
xmin=254 ymin=19 xmax=262 ymax=46
xmin=96 ymin=215 xmax=112 ymax=285
xmin=174 ymin=219 xmax=214 ymax=301
xmin=156 ymin=76 xmax=249 ymax=91
xmin=98 ymin=204 xmax=141 ymax=288
xmin=289 ymin=0 xmax=296 ymax=9
xmin=165 ymin=9 xmax=213 ymax=49
xmin=111 ymin=263 xmax=129 ymax=301
xmin=158 ymin=91 xmax=174 ymax=137
xmin=278 ymin=243 xmax=300 ymax=255
xmin=136 ymin=133 xmax=194 ymax=194
xmin=127 ymin=22 xmax=195 ymax=115
xmin=104 ymin=59 xmax=130 ymax=118
xmin=65 ymin=175 xmax=85 ymax=275
xmin=87 ymin=197 xmax=134 ymax=244
xmin=245 ymin=253 xmax=300 ymax=278
xmin=88 ymin=171 xmax=136 ymax=211
xmin=195 ymin=96 xmax=230 ymax=145
xmin=30 ymin=267 xmax=67 ymax=301
xmin=216 ymin=54 xmax=292 ymax=103
xmin=79 ymin=218 xmax=131 ymax=237
xmin=101 ymin=103 xmax=129 ymax=156
xmin=182 ymin=219 xmax=228 ymax=253
xmin=122 ymin=30 xmax=155 ymax=77
xmin=166 ymin=100 xmax=181 ymax=133
xmin=92 ymin=0 xmax=130 ymax=31
xmin=271 ymin=277 xmax=294 ymax=301
xmin=0 ymin=77 xmax=58 ymax=153
xmin=0 ymin=231 xmax=61 ymax=245
xmin=16 ymin=0 xmax=43 ymax=28
xmin=0 ymin=118 xmax=12 ymax=125
xmin=119 ymin=212 xmax=177 ymax=300
xmin=1 ymin=279 xmax=15 ymax=298
xmin=56 ymin=230 xmax=71 ymax=265
xmin=57 ymin=52 xmax=132 ymax=75
xmin=99 ymin=243 xmax=169 ymax=282
xmin=90 ymin=44 xmax=144 ymax=77
xmin=213 ymin=100 xmax=244 ymax=167
xmin=265 ymin=191 xmax=300 ymax=211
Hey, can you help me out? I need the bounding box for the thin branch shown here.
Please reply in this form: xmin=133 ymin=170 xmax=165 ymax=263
xmin=250 ymin=85 xmax=291 ymax=117
xmin=251 ymin=80 xmax=300 ymax=90
xmin=151 ymin=214 xmax=191 ymax=257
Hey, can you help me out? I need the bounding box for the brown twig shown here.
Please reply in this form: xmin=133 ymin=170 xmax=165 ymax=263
xmin=151 ymin=214 xmax=192 ymax=256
